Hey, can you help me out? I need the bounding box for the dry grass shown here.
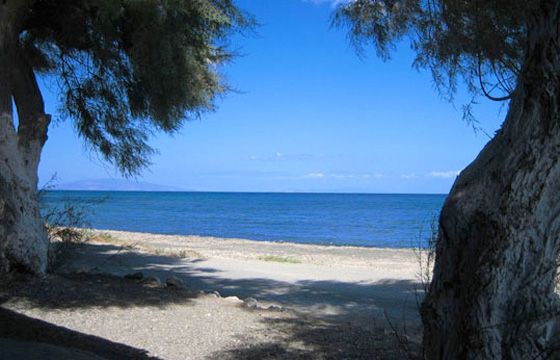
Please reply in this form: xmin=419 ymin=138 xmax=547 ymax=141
xmin=91 ymin=233 xmax=151 ymax=252
xmin=48 ymin=227 xmax=92 ymax=244
xmin=91 ymin=233 xmax=203 ymax=259
xmin=258 ymin=255 xmax=301 ymax=264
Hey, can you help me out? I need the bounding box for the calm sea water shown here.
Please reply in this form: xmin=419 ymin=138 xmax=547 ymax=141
xmin=41 ymin=191 xmax=445 ymax=248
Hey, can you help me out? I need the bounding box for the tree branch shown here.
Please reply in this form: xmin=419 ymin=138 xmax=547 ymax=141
xmin=478 ymin=56 xmax=513 ymax=102
xmin=11 ymin=50 xmax=50 ymax=176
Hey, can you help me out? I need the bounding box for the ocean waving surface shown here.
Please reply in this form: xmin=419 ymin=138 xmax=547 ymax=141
xmin=41 ymin=191 xmax=445 ymax=248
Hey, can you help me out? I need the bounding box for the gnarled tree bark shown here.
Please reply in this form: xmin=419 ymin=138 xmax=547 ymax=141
xmin=0 ymin=1 xmax=50 ymax=275
xmin=422 ymin=2 xmax=560 ymax=359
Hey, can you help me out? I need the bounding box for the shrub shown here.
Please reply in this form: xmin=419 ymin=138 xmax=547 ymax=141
xmin=38 ymin=175 xmax=104 ymax=244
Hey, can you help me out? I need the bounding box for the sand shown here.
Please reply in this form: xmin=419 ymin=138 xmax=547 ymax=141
xmin=1 ymin=230 xmax=427 ymax=359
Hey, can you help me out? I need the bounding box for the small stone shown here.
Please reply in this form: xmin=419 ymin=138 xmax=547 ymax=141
xmin=224 ymin=296 xmax=243 ymax=304
xmin=76 ymin=267 xmax=91 ymax=275
xmin=166 ymin=276 xmax=184 ymax=288
xmin=140 ymin=276 xmax=162 ymax=286
xmin=205 ymin=290 xmax=221 ymax=298
xmin=243 ymin=297 xmax=258 ymax=309
xmin=267 ymin=305 xmax=283 ymax=312
xmin=124 ymin=272 xmax=144 ymax=280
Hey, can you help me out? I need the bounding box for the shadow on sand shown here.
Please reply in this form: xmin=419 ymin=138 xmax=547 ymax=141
xmin=2 ymin=242 xmax=425 ymax=359
xmin=0 ymin=308 xmax=161 ymax=360
xmin=210 ymin=315 xmax=423 ymax=360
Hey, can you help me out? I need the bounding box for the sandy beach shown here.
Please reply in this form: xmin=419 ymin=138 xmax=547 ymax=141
xmin=1 ymin=230 xmax=426 ymax=359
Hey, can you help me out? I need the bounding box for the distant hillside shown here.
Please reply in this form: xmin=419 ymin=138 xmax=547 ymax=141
xmin=56 ymin=179 xmax=185 ymax=192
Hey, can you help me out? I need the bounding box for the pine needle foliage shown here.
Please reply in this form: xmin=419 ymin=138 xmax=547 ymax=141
xmin=333 ymin=0 xmax=537 ymax=105
xmin=18 ymin=0 xmax=254 ymax=176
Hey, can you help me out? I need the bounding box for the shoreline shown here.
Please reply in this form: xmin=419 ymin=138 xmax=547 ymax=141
xmin=88 ymin=229 xmax=423 ymax=276
xmin=64 ymin=229 xmax=425 ymax=326
xmin=90 ymin=227 xmax=424 ymax=250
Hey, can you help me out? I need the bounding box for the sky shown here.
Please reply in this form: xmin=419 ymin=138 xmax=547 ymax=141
xmin=37 ymin=0 xmax=506 ymax=194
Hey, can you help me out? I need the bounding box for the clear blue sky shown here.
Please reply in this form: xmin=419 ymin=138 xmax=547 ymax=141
xmin=38 ymin=0 xmax=505 ymax=194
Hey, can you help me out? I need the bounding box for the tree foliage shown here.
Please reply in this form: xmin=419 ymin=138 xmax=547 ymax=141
xmin=333 ymin=0 xmax=537 ymax=104
xmin=335 ymin=2 xmax=560 ymax=358
xmin=18 ymin=0 xmax=254 ymax=176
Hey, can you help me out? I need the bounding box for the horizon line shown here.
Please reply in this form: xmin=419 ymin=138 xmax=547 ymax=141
xmin=47 ymin=189 xmax=448 ymax=196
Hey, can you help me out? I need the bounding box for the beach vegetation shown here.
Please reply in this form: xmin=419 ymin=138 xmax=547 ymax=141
xmin=39 ymin=195 xmax=95 ymax=236
xmin=47 ymin=227 xmax=91 ymax=245
xmin=154 ymin=248 xmax=167 ymax=256
xmin=172 ymin=249 xmax=196 ymax=259
xmin=89 ymin=233 xmax=201 ymax=259
xmin=335 ymin=0 xmax=560 ymax=358
xmin=0 ymin=0 xmax=254 ymax=275
xmin=413 ymin=217 xmax=437 ymax=297
xmin=38 ymin=175 xmax=103 ymax=245
xmin=258 ymin=255 xmax=302 ymax=264
xmin=152 ymin=247 xmax=200 ymax=259
xmin=90 ymin=233 xmax=121 ymax=244
xmin=90 ymin=233 xmax=157 ymax=254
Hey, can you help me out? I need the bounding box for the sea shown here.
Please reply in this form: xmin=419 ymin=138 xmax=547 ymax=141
xmin=40 ymin=191 xmax=446 ymax=249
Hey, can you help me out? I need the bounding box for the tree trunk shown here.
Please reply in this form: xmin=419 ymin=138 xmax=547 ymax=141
xmin=422 ymin=2 xmax=560 ymax=359
xmin=0 ymin=1 xmax=50 ymax=275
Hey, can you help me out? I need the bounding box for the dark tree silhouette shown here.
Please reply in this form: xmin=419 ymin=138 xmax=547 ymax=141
xmin=335 ymin=0 xmax=560 ymax=358
xmin=0 ymin=0 xmax=253 ymax=275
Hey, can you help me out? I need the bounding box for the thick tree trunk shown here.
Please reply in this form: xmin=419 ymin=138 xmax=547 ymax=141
xmin=422 ymin=2 xmax=560 ymax=359
xmin=0 ymin=1 xmax=50 ymax=275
